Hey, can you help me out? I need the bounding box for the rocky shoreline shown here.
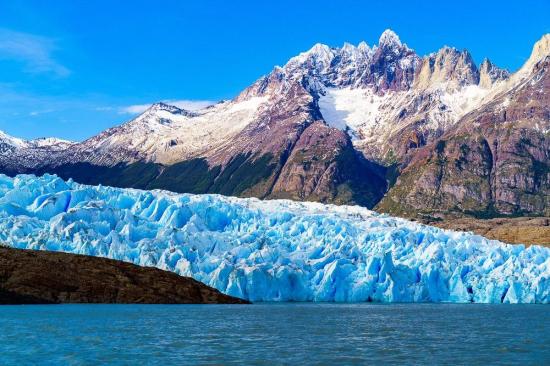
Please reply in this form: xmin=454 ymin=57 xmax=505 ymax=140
xmin=0 ymin=247 xmax=249 ymax=305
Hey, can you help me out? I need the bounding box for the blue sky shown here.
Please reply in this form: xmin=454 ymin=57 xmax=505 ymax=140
xmin=0 ymin=0 xmax=549 ymax=141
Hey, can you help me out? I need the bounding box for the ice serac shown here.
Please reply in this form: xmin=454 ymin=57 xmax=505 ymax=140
xmin=0 ymin=174 xmax=548 ymax=303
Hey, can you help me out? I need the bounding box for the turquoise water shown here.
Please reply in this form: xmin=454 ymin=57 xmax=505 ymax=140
xmin=0 ymin=304 xmax=548 ymax=365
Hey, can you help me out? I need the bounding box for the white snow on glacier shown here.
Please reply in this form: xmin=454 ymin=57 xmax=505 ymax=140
xmin=0 ymin=174 xmax=548 ymax=303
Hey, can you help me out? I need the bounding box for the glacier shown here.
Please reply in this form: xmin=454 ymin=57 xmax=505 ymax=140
xmin=0 ymin=174 xmax=548 ymax=303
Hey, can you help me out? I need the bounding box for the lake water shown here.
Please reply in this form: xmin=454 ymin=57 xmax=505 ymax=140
xmin=0 ymin=303 xmax=548 ymax=365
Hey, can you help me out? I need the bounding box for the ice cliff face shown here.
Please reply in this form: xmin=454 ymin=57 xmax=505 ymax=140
xmin=0 ymin=174 xmax=548 ymax=303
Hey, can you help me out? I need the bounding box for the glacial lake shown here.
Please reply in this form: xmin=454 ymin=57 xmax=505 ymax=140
xmin=0 ymin=303 xmax=548 ymax=365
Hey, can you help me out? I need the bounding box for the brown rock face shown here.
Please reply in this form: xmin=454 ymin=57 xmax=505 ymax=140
xmin=0 ymin=247 xmax=248 ymax=304
xmin=414 ymin=47 xmax=480 ymax=90
xmin=361 ymin=38 xmax=418 ymax=93
xmin=378 ymin=55 xmax=550 ymax=218
xmin=427 ymin=217 xmax=550 ymax=247
xmin=479 ymin=58 xmax=510 ymax=88
xmin=269 ymin=121 xmax=386 ymax=206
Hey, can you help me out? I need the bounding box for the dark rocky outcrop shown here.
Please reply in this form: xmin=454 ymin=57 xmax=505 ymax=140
xmin=0 ymin=247 xmax=249 ymax=304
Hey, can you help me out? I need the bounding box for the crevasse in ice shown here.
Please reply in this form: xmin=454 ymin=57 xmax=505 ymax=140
xmin=0 ymin=174 xmax=548 ymax=303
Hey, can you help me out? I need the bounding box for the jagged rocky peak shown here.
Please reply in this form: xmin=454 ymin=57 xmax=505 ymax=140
xmin=377 ymin=29 xmax=404 ymax=50
xmin=0 ymin=130 xmax=26 ymax=149
xmin=143 ymin=101 xmax=200 ymax=118
xmin=244 ymin=29 xmax=422 ymax=98
xmin=519 ymin=33 xmax=550 ymax=74
xmin=414 ymin=46 xmax=480 ymax=90
xmin=339 ymin=41 xmax=373 ymax=58
xmin=148 ymin=102 xmax=184 ymax=114
xmin=286 ymin=42 xmax=335 ymax=70
xmin=341 ymin=41 xmax=355 ymax=54
xmin=479 ymin=58 xmax=510 ymax=88
xmin=271 ymin=29 xmax=521 ymax=94
xmin=240 ymin=29 xmax=420 ymax=95
xmin=530 ymin=33 xmax=550 ymax=61
xmin=339 ymin=42 xmax=359 ymax=60
xmin=285 ymin=29 xmax=412 ymax=67
xmin=503 ymin=33 xmax=550 ymax=82
xmin=366 ymin=29 xmax=419 ymax=92
xmin=357 ymin=41 xmax=371 ymax=54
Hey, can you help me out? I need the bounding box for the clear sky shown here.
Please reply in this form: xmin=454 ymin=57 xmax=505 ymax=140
xmin=0 ymin=0 xmax=549 ymax=141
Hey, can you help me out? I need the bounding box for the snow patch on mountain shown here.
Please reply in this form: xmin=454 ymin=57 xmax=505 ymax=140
xmin=319 ymin=84 xmax=489 ymax=150
xmin=318 ymin=88 xmax=389 ymax=140
xmin=438 ymin=84 xmax=489 ymax=118
xmin=0 ymin=174 xmax=548 ymax=303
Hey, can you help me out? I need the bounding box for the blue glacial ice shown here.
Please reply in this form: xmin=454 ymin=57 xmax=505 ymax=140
xmin=0 ymin=174 xmax=548 ymax=303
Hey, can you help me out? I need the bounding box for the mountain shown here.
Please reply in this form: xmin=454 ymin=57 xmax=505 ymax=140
xmin=0 ymin=30 xmax=548 ymax=222
xmin=377 ymin=34 xmax=550 ymax=218
xmin=0 ymin=174 xmax=547 ymax=303
xmin=0 ymin=133 xmax=75 ymax=175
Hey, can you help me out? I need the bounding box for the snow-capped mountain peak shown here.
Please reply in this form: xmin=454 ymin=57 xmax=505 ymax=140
xmin=149 ymin=101 xmax=182 ymax=112
xmin=357 ymin=41 xmax=371 ymax=54
xmin=0 ymin=130 xmax=27 ymax=149
xmin=341 ymin=42 xmax=356 ymax=54
xmin=144 ymin=102 xmax=200 ymax=117
xmin=378 ymin=28 xmax=403 ymax=48
xmin=0 ymin=131 xmax=75 ymax=151
xmin=531 ymin=33 xmax=550 ymax=60
xmin=276 ymin=30 xmax=420 ymax=95
xmin=285 ymin=42 xmax=335 ymax=70
xmin=29 ymin=137 xmax=75 ymax=148
xmin=479 ymin=58 xmax=510 ymax=88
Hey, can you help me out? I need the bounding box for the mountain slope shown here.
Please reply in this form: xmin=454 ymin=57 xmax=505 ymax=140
xmin=377 ymin=34 xmax=550 ymax=218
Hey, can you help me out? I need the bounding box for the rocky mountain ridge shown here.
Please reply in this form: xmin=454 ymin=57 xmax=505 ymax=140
xmin=377 ymin=34 xmax=550 ymax=218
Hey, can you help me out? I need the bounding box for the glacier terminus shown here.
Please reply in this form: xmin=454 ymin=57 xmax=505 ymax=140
xmin=0 ymin=174 xmax=548 ymax=303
